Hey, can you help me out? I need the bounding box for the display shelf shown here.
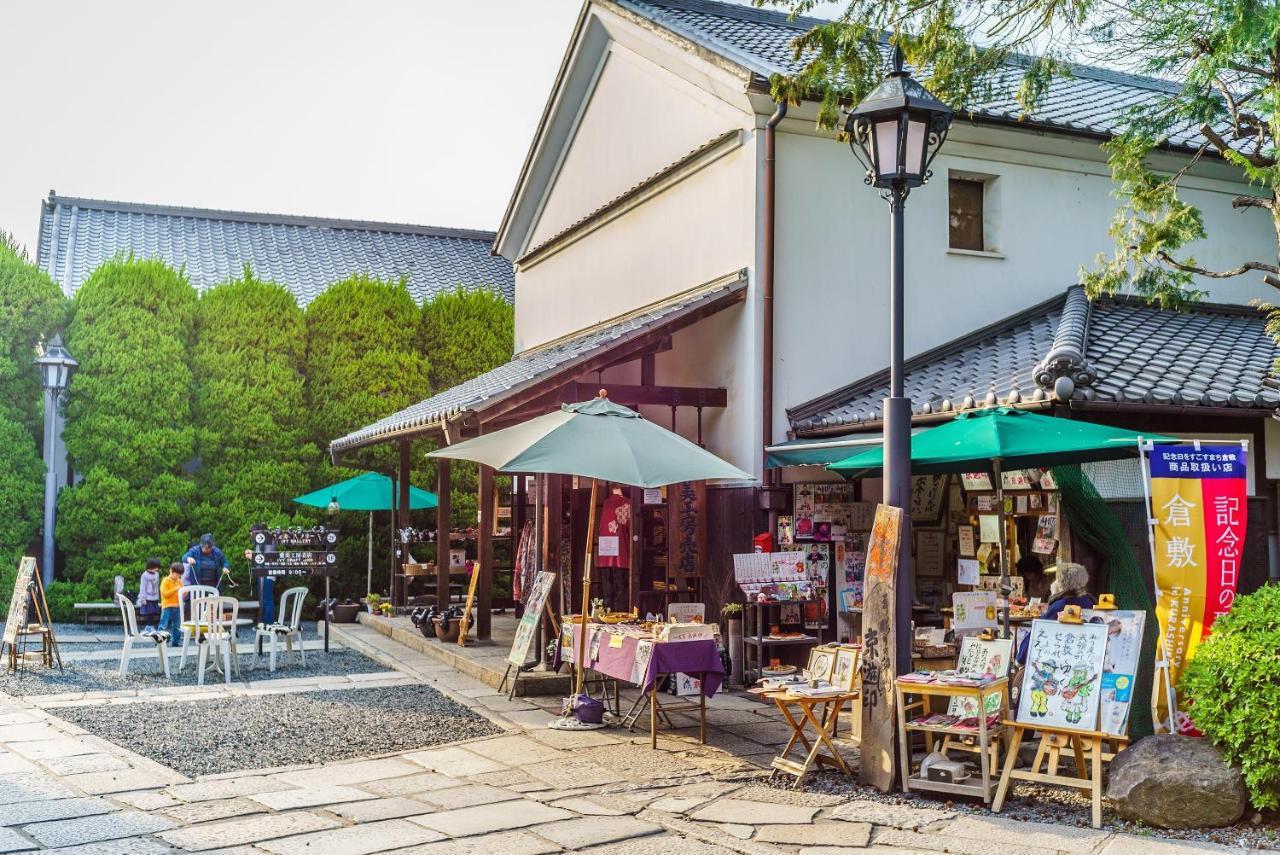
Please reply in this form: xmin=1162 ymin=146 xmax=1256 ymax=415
xmin=894 ymin=677 xmax=1009 ymax=805
xmin=745 ymin=635 xmax=818 ymax=647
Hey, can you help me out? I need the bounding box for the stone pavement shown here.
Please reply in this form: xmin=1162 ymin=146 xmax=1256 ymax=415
xmin=0 ymin=623 xmax=1261 ymax=854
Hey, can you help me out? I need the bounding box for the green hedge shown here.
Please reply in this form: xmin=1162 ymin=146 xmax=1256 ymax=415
xmin=0 ymin=237 xmax=68 ymax=431
xmin=419 ymin=287 xmax=513 ymax=528
xmin=306 ymin=276 xmax=431 ymax=597
xmin=57 ymin=257 xmax=198 ymax=603
xmin=1180 ymin=584 xmax=1280 ymax=810
xmin=191 ymin=271 xmax=316 ymax=573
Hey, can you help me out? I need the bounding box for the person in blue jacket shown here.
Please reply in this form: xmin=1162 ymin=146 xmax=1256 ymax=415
xmin=182 ymin=534 xmax=229 ymax=589
xmin=1015 ymin=561 xmax=1095 ymax=665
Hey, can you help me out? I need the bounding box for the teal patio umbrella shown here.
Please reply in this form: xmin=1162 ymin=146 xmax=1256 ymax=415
xmin=828 ymin=408 xmax=1170 ymax=637
xmin=430 ymin=392 xmax=749 ymax=700
xmin=294 ymin=472 xmax=438 ymax=597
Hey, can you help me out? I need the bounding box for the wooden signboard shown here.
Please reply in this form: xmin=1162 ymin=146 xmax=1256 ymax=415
xmin=667 ymin=481 xmax=706 ymax=590
xmin=859 ymin=504 xmax=902 ymax=792
xmin=456 ymin=565 xmax=481 ymax=647
xmin=507 ymin=571 xmax=556 ymax=667
xmin=1 ymin=557 xmax=37 ymax=651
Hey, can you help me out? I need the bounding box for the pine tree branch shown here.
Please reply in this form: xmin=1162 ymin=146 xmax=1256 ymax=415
xmin=1155 ymin=252 xmax=1280 ymax=278
xmin=1232 ymin=195 xmax=1275 ymax=212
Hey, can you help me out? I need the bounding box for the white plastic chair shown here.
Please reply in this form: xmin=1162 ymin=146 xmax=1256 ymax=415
xmin=115 ymin=594 xmax=170 ymax=678
xmin=193 ymin=595 xmax=240 ymax=686
xmin=176 ymin=584 xmax=219 ymax=672
xmin=254 ymin=587 xmax=308 ymax=672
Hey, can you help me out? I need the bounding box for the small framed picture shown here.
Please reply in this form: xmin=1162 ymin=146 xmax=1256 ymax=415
xmin=831 ymin=647 xmax=860 ymax=692
xmin=806 ymin=646 xmax=836 ymax=683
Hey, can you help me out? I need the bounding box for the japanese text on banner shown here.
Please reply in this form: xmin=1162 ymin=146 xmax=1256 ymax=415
xmin=1147 ymin=443 xmax=1246 ymax=686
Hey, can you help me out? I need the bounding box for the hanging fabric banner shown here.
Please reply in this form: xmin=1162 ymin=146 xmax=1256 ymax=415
xmin=1144 ymin=442 xmax=1247 ymax=689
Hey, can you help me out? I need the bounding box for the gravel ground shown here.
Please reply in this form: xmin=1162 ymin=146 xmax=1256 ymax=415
xmin=774 ymin=757 xmax=1279 ymax=850
xmin=6 ymin=622 xmax=324 ymax=653
xmin=0 ymin=648 xmax=385 ymax=696
xmin=53 ymin=683 xmax=502 ymax=777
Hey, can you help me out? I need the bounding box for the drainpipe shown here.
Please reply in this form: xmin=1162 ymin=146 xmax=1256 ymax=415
xmin=762 ymin=100 xmax=786 ymax=488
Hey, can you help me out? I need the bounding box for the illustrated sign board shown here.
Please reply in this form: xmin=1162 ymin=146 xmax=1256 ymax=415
xmin=1 ymin=558 xmax=36 ymax=649
xmin=1082 ymin=608 xmax=1146 ymax=737
xmin=947 ymin=636 xmax=1014 ymax=717
xmin=507 ymin=571 xmax=556 ymax=667
xmin=1016 ymin=619 xmax=1108 ymax=732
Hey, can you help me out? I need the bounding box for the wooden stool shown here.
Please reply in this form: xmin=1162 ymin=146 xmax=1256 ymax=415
xmin=766 ymin=690 xmax=858 ymax=787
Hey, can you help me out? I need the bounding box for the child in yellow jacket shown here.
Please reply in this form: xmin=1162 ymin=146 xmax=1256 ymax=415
xmin=157 ymin=563 xmax=183 ymax=645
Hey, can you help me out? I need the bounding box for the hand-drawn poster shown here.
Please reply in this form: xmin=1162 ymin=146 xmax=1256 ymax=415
xmin=958 ymin=525 xmax=976 ymax=558
xmin=1 ymin=557 xmax=36 ymax=651
xmin=947 ymin=636 xmax=1014 ymax=717
xmin=915 ymin=530 xmax=944 ymax=577
xmin=952 ymin=590 xmax=998 ymax=631
xmin=957 ymin=558 xmax=980 ymax=586
xmin=1016 ymin=619 xmax=1108 ymax=731
xmin=1082 ymin=608 xmax=1146 ymax=736
xmin=910 ymin=475 xmax=948 ymax=523
xmin=859 ymin=505 xmax=901 ymax=792
xmin=507 ymin=571 xmax=556 ymax=667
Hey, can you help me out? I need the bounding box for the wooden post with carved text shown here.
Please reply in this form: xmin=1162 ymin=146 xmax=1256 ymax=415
xmin=859 ymin=504 xmax=902 ymax=792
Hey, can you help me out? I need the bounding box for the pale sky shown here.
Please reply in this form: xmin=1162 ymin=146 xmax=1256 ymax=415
xmin=0 ymin=1 xmax=860 ymax=259
xmin=0 ymin=1 xmax=582 ymax=256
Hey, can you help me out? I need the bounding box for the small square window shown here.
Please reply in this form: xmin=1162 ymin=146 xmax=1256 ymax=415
xmin=949 ymin=177 xmax=985 ymax=251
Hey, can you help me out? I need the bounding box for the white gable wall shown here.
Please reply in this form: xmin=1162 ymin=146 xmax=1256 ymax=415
xmin=527 ymin=40 xmax=747 ymax=250
xmin=772 ymin=118 xmax=1279 ymax=440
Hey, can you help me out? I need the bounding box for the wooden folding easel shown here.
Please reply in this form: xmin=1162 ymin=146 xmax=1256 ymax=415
xmin=992 ymin=720 xmax=1117 ymax=828
xmin=1 ymin=559 xmax=62 ymax=674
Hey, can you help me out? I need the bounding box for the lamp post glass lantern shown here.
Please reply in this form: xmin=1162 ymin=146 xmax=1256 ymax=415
xmin=844 ymin=46 xmax=952 ymax=677
xmin=34 ymin=335 xmax=77 ymax=587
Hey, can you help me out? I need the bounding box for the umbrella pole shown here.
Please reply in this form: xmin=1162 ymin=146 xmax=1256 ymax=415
xmin=994 ymin=459 xmax=1011 ymax=639
xmin=573 ymin=478 xmax=599 ymax=698
xmin=368 ymin=511 xmax=374 ymax=597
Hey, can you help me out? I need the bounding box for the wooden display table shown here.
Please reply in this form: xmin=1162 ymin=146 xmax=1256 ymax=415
xmin=894 ymin=677 xmax=1009 ymax=804
xmin=764 ymin=689 xmax=857 ymax=787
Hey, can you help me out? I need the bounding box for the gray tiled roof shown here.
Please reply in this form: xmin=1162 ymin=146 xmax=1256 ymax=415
xmin=618 ymin=0 xmax=1205 ymax=149
xmin=789 ymin=286 xmax=1280 ymax=433
xmin=37 ymin=193 xmax=513 ymax=305
xmin=330 ymin=271 xmax=749 ymax=455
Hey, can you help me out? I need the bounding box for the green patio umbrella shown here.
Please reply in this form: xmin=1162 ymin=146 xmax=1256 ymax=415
xmin=430 ymin=392 xmax=750 ymax=702
xmin=828 ymin=407 xmax=1170 ymax=637
xmin=294 ymin=472 xmax=438 ymax=597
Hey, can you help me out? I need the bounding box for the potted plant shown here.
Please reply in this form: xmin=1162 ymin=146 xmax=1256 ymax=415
xmin=378 ymin=602 xmax=394 ymax=617
xmin=330 ymin=599 xmax=361 ymax=623
xmin=363 ymin=593 xmax=383 ymax=614
xmin=721 ymin=603 xmax=744 ymax=686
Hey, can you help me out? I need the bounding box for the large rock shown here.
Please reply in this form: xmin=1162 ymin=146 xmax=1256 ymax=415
xmin=1107 ymin=735 xmax=1246 ymax=828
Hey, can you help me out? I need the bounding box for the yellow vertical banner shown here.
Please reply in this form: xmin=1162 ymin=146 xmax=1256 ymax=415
xmin=1149 ymin=476 xmax=1207 ymax=687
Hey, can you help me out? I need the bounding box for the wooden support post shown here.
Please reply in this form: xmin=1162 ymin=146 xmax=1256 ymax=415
xmin=396 ymin=440 xmax=412 ymax=606
xmin=436 ymin=459 xmax=451 ymax=608
xmin=546 ymin=474 xmax=563 ymax=630
xmin=478 ymin=463 xmax=494 ymax=641
xmin=628 ymin=485 xmax=643 ymax=613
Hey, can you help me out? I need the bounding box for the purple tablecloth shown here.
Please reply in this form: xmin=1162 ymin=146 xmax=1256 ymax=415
xmin=561 ymin=624 xmax=724 ymax=697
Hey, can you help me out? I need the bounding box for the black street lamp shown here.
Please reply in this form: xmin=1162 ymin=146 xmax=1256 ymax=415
xmin=34 ymin=334 xmax=78 ymax=588
xmin=845 ymin=46 xmax=952 ymax=676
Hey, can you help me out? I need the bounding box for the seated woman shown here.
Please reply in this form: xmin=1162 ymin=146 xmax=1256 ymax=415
xmin=1015 ymin=561 xmax=1095 ymax=665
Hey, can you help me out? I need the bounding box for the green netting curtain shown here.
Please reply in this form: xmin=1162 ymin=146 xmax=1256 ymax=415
xmin=1052 ymin=464 xmax=1158 ymax=739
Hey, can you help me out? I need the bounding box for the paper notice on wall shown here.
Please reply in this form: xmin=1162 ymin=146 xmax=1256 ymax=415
xmin=598 ymin=536 xmax=619 ymax=557
xmin=958 ymin=526 xmax=976 ymax=558
xmin=1032 ymin=536 xmax=1057 ymax=555
xmin=979 ymin=515 xmax=1001 ymax=544
xmin=957 ymin=558 xmax=980 ymax=586
xmin=961 ymin=472 xmax=993 ymax=491
xmin=643 ymin=488 xmax=663 ymax=505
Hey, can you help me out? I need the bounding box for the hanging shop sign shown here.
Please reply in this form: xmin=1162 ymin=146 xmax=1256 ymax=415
xmin=1142 ymin=442 xmax=1246 ymax=686
xmin=251 ymin=526 xmax=340 ymax=577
